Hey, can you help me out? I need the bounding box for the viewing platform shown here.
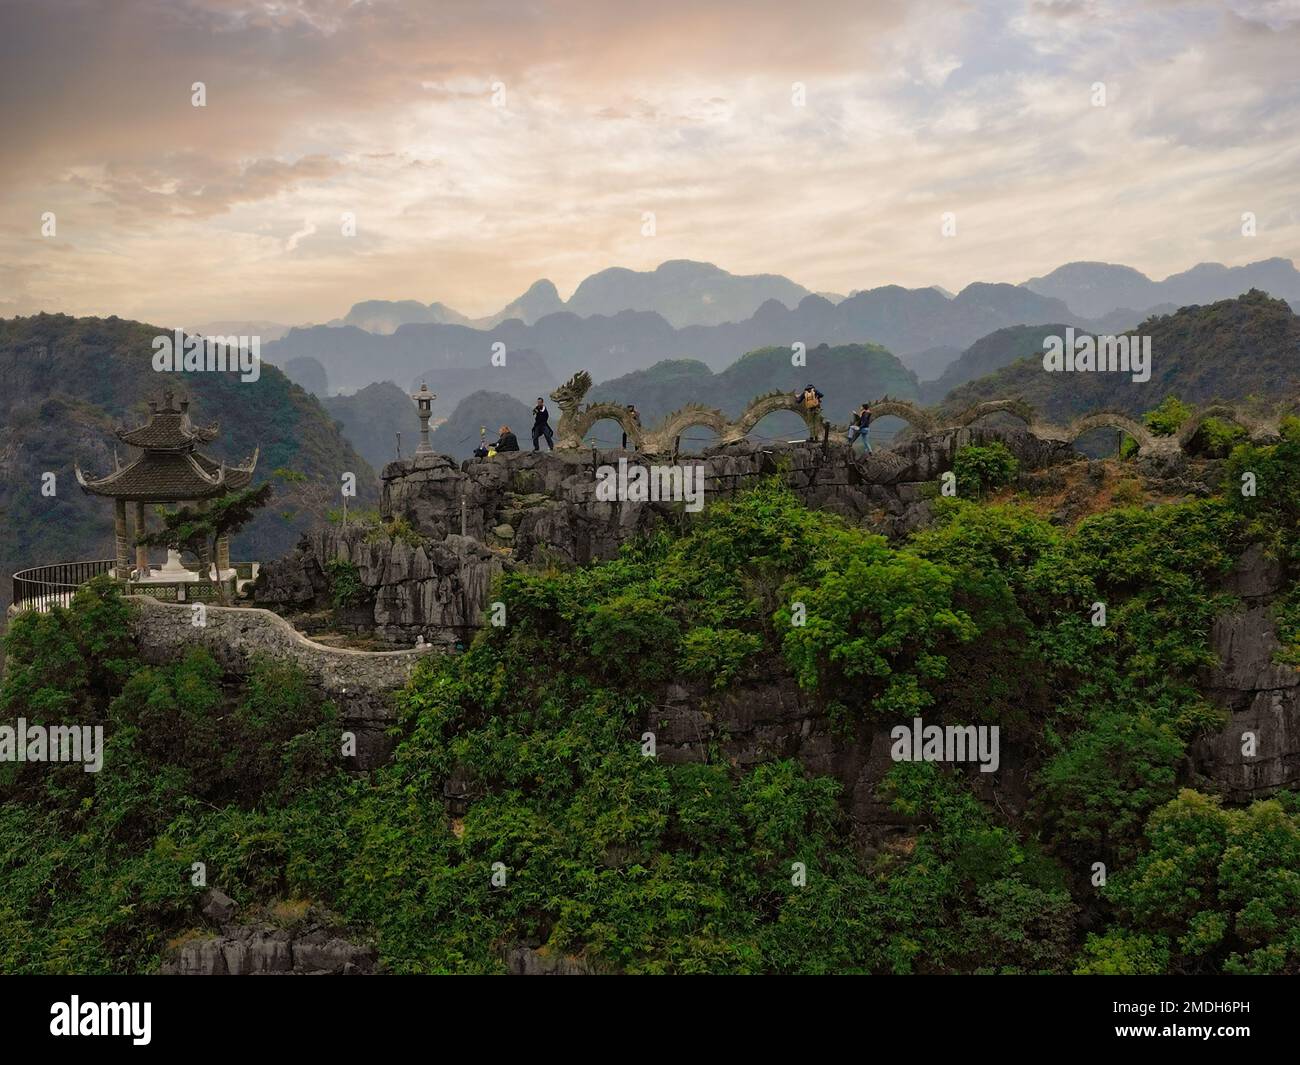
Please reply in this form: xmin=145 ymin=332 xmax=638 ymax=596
xmin=9 ymin=557 xmax=259 ymax=617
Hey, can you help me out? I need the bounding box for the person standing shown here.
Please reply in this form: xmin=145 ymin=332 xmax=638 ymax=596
xmin=847 ymin=403 xmax=872 ymax=453
xmin=532 ymin=397 xmax=554 ymax=451
xmin=622 ymin=404 xmax=640 ymax=449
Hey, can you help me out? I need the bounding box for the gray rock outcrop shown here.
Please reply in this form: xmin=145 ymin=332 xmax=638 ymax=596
xmin=1193 ymin=544 xmax=1300 ymax=799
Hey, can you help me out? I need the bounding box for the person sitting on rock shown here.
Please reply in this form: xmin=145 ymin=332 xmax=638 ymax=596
xmin=532 ymin=398 xmax=555 ymax=451
xmin=494 ymin=425 xmax=520 ymax=452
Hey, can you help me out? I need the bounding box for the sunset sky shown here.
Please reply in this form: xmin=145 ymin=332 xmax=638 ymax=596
xmin=2 ymin=0 xmax=1297 ymax=327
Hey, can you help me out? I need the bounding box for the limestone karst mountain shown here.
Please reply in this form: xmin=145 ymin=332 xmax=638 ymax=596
xmin=267 ymin=278 xmax=1077 ymax=395
xmin=920 ymin=324 xmax=1078 ymax=404
xmin=321 ymin=382 xmax=422 ymax=471
xmin=941 ymin=291 xmax=1300 ymax=423
xmin=427 ymin=391 xmax=536 ymax=459
xmin=1023 ymin=258 xmax=1300 ymax=320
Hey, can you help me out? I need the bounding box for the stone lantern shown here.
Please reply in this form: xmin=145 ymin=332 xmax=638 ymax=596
xmin=410 ymin=381 xmax=437 ymax=455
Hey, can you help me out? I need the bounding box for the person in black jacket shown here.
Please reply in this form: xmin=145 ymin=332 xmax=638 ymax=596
xmin=531 ymin=397 xmax=554 ymax=451
xmin=494 ymin=425 xmax=520 ymax=452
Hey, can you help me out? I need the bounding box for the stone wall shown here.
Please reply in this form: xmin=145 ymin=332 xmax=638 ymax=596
xmin=129 ymin=596 xmax=435 ymax=767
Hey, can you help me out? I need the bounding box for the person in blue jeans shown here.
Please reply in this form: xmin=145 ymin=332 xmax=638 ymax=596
xmin=846 ymin=403 xmax=872 ymax=453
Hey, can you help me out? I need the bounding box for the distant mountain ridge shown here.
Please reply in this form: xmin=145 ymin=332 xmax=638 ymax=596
xmin=267 ymin=280 xmax=1083 ymax=396
xmin=939 ymin=291 xmax=1300 ymax=423
xmin=329 ymin=257 xmax=1299 ymax=342
xmin=337 ymin=260 xmax=816 ymax=334
xmin=1023 ymin=258 xmax=1300 ymax=320
xmin=321 ymin=381 xmax=421 ymax=471
xmin=920 ymin=323 xmax=1079 ymax=405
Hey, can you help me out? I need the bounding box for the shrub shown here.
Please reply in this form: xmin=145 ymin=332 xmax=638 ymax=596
xmin=1143 ymin=395 xmax=1193 ymax=436
xmin=1112 ymin=477 xmax=1143 ymax=506
xmin=325 ymin=558 xmax=368 ymax=610
xmin=952 ymin=442 xmax=1019 ymax=497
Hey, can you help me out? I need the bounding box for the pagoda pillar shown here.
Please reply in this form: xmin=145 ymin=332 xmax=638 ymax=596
xmin=133 ymin=501 xmax=151 ymax=577
xmin=114 ymin=500 xmax=131 ymax=581
xmin=216 ymin=534 xmax=231 ymax=576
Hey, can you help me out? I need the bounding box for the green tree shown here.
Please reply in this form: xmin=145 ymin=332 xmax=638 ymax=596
xmin=138 ymin=483 xmax=272 ymax=603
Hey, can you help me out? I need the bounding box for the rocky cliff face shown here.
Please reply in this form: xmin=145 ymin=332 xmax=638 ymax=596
xmin=255 ymin=527 xmax=506 ymax=650
xmin=160 ymin=892 xmax=377 ymax=975
xmin=255 ymin=428 xmax=1072 ymax=647
xmin=382 ymin=428 xmax=1074 ymax=557
xmin=1192 ymin=544 xmax=1300 ymax=800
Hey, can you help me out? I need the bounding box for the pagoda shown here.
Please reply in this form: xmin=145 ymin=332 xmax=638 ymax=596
xmin=75 ymin=390 xmax=259 ymax=582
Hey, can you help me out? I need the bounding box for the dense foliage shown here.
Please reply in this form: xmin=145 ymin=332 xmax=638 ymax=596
xmin=3 ymin=423 xmax=1300 ymax=973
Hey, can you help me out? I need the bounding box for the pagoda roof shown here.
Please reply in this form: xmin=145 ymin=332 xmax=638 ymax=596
xmin=115 ymin=391 xmax=219 ymax=450
xmin=75 ymin=447 xmax=258 ymax=502
xmin=76 ymin=390 xmax=257 ymax=502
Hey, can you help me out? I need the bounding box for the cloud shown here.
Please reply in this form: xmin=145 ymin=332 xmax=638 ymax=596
xmin=0 ymin=0 xmax=1296 ymax=324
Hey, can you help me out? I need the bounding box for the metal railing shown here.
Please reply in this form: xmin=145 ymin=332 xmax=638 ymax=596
xmin=11 ymin=559 xmax=118 ymax=614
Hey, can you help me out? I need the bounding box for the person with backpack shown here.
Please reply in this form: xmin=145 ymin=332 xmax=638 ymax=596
xmin=847 ymin=402 xmax=872 ymax=453
xmin=532 ymin=397 xmax=554 ymax=451
xmin=796 ymin=384 xmax=824 ymax=413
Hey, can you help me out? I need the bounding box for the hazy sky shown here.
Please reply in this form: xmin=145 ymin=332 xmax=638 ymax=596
xmin=2 ymin=0 xmax=1297 ymax=326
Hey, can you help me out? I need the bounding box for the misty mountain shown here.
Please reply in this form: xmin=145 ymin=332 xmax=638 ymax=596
xmin=1022 ymin=258 xmax=1300 ymax=319
xmin=904 ymin=346 xmax=963 ymax=382
xmin=267 ymin=280 xmax=1077 ymax=397
xmin=321 ymin=381 xmax=421 ymax=471
xmin=921 ymin=324 xmax=1077 ymax=404
xmin=401 ymin=350 xmax=557 ymax=422
xmin=341 ymin=299 xmax=475 ymax=334
xmin=565 ymin=260 xmax=813 ymax=327
xmin=191 ymin=320 xmax=292 ymax=342
xmin=940 ymin=291 xmax=1300 ymax=423
xmin=283 ymin=355 xmax=329 ymax=396
xmin=334 ymin=259 xmax=813 ymax=336
xmin=490 ymin=279 xmax=566 ymax=326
